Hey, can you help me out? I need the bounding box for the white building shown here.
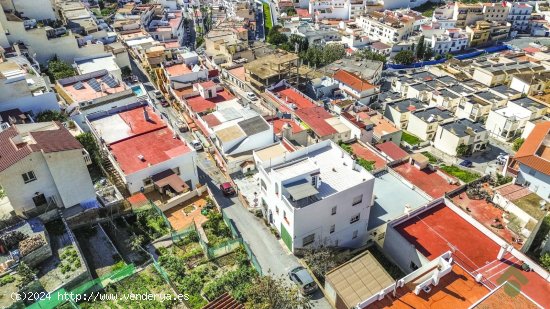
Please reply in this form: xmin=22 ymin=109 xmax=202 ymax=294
xmin=425 ymin=28 xmax=469 ymax=55
xmin=0 ymin=55 xmax=58 ymax=115
xmin=4 ymin=0 xmax=56 ymax=21
xmin=88 ymin=104 xmax=198 ymax=194
xmin=506 ymin=2 xmax=532 ymax=32
xmin=254 ymin=140 xmax=375 ymax=252
xmin=407 ymin=106 xmax=455 ymax=142
xmin=309 ymin=0 xmax=367 ymax=21
xmin=433 ymin=118 xmax=488 ymax=156
xmin=0 ymin=121 xmax=95 ymax=215
xmin=509 ymin=122 xmax=550 ymax=202
xmin=485 ymin=97 xmax=547 ymax=141
xmin=357 ymin=11 xmax=415 ymax=44
xmin=74 ymin=53 xmax=122 ymax=81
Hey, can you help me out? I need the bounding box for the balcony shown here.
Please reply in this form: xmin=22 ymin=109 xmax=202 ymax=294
xmin=282 ymin=194 xmax=319 ymax=209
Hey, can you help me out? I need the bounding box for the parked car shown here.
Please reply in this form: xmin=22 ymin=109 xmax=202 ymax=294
xmin=246 ymin=92 xmax=258 ymax=101
xmin=220 ymin=182 xmax=235 ymax=196
xmin=160 ymin=99 xmax=170 ymax=107
xmin=459 ymin=160 xmax=473 ymax=168
xmin=176 ymin=121 xmax=188 ymax=133
xmin=288 ymin=266 xmax=318 ymax=295
xmin=153 ymin=90 xmax=163 ymax=99
xmin=191 ymin=140 xmax=203 ymax=151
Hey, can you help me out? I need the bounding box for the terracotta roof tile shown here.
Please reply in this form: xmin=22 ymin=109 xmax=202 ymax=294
xmin=375 ymin=141 xmax=408 ymax=161
xmin=514 ymin=121 xmax=550 ymax=175
xmin=333 ymin=69 xmax=376 ymax=92
xmin=295 ymin=106 xmax=337 ymax=137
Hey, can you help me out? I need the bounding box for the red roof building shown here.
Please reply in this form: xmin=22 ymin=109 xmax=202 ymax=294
xmin=333 ymin=69 xmax=376 ymax=93
xmin=185 ymin=89 xmax=235 ymax=114
xmin=510 ymin=121 xmax=550 ymax=176
xmin=375 ymin=141 xmax=408 ymax=161
xmin=295 ymin=107 xmax=338 ymax=137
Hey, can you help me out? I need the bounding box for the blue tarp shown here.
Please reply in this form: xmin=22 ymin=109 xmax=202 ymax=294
xmin=80 ymin=199 xmax=100 ymax=210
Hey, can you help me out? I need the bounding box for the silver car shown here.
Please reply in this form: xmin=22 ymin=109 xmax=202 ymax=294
xmin=288 ymin=266 xmax=318 ymax=295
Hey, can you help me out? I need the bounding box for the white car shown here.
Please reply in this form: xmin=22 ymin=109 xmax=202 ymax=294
xmin=246 ymin=92 xmax=258 ymax=101
xmin=191 ymin=140 xmax=203 ymax=151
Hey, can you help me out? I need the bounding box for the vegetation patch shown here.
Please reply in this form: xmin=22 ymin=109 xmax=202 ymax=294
xmin=401 ymin=131 xmax=421 ymax=145
xmin=421 ymin=151 xmax=439 ymax=164
xmin=263 ymin=3 xmax=272 ymax=33
xmin=440 ymin=165 xmax=480 ymax=183
xmin=59 ymin=246 xmax=82 ymax=275
xmin=414 ymin=2 xmax=440 ymax=17
xmin=202 ymin=212 xmax=232 ymax=247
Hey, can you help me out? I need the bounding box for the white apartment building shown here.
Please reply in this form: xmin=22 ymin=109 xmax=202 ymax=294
xmin=506 ymin=2 xmax=532 ymax=32
xmin=88 ymin=104 xmax=199 ymax=194
xmin=309 ymin=0 xmax=367 ymax=21
xmin=3 ymin=0 xmax=56 ymax=21
xmin=433 ymin=118 xmax=488 ymax=156
xmin=0 ymin=56 xmax=58 ymax=115
xmin=485 ymin=97 xmax=547 ymax=141
xmin=407 ymin=107 xmax=455 ymax=141
xmin=254 ymin=141 xmax=375 ymax=252
xmin=0 ymin=122 xmax=95 ymax=215
xmin=482 ymin=3 xmax=510 ymax=23
xmin=357 ymin=11 xmax=414 ymax=44
xmin=425 ymin=28 xmax=469 ymax=54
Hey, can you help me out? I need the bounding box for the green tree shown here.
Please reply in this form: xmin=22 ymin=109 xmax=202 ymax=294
xmin=416 ymin=36 xmax=425 ymax=59
xmin=267 ymin=26 xmax=288 ymax=45
xmin=36 ymin=110 xmax=67 ymax=122
xmin=246 ymin=275 xmax=312 ymax=309
xmin=0 ymin=186 xmax=5 ymax=199
xmin=357 ymin=49 xmax=387 ymax=63
xmin=47 ymin=58 xmax=76 ymax=81
xmin=540 ymin=252 xmax=550 ymax=271
xmin=16 ymin=262 xmax=36 ymax=288
xmin=423 ymin=46 xmax=434 ymax=61
xmin=456 ymin=143 xmax=470 ymax=157
xmin=394 ymin=50 xmax=415 ymax=65
xmin=121 ymin=66 xmax=132 ymax=77
xmin=76 ymin=132 xmax=101 ymax=166
xmin=513 ymin=138 xmax=525 ymax=151
xmin=445 ymin=52 xmax=454 ymax=59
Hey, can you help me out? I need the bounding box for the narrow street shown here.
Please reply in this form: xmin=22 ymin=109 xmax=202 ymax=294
xmin=130 ymin=53 xmax=332 ymax=308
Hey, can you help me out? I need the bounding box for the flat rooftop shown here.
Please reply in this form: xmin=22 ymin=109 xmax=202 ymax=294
xmin=268 ymin=143 xmax=374 ymax=200
xmin=372 ymin=265 xmax=489 ymax=309
xmin=59 ymin=71 xmax=127 ymax=103
xmin=350 ymin=143 xmax=387 ymax=170
xmin=185 ymin=90 xmax=235 ymax=114
xmin=392 ymin=162 xmax=459 ymax=198
xmin=271 ymin=85 xmax=316 ymax=110
xmin=75 ymin=55 xmax=119 ymax=75
xmin=90 ymin=106 xmax=191 ymax=174
xmin=367 ymin=171 xmax=429 ymax=230
xmin=394 ymin=203 xmax=550 ymax=308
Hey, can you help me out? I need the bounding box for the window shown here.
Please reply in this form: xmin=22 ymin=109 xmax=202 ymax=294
xmin=32 ymin=193 xmax=46 ymax=207
xmin=352 ymin=230 xmax=358 ymax=239
xmin=331 ymin=206 xmax=337 ymax=215
xmin=350 ymin=213 xmax=360 ymax=224
xmin=302 ymin=234 xmax=315 ymax=246
xmin=275 ymin=206 xmax=279 ymax=214
xmin=330 ymin=224 xmax=335 ymax=234
xmin=352 ymin=195 xmax=363 ymax=206
xmin=410 ymin=261 xmax=419 ymax=270
xmin=22 ymin=171 xmax=36 ymax=183
xmin=143 ymin=178 xmax=153 ymax=186
xmin=311 ymin=175 xmax=318 ymax=187
xmin=172 ymin=167 xmax=180 ymax=175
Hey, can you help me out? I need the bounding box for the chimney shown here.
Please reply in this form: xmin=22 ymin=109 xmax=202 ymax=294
xmin=143 ymin=107 xmax=150 ymax=122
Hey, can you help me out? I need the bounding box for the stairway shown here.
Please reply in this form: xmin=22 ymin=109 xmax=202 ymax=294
xmin=100 ymin=151 xmax=129 ymax=197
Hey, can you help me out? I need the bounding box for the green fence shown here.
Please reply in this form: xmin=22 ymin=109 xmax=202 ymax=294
xmin=27 ymin=263 xmax=137 ymax=309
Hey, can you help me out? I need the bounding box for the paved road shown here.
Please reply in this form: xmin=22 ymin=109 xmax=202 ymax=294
xmin=129 ymin=52 xmax=331 ymax=309
xmin=196 ymin=162 xmax=331 ymax=308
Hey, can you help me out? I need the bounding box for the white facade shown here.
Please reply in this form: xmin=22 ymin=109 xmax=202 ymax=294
xmin=309 ymin=0 xmax=366 ymax=21
xmin=426 ymin=29 xmax=469 ymax=54
xmin=506 ymin=2 xmax=532 ymax=32
xmin=433 ymin=119 xmax=488 ymax=156
xmin=485 ymin=104 xmax=535 ymax=141
xmin=0 ymin=123 xmax=95 ymax=215
xmin=0 ymin=8 xmax=105 ymax=63
xmin=357 ymin=12 xmax=414 ymax=44
xmin=10 ymin=0 xmax=56 ymax=21
xmin=0 ymin=56 xmax=59 ymax=114
xmin=254 ymin=141 xmax=375 ymax=252
xmin=517 ymin=165 xmax=550 ymax=202
xmin=75 ymin=54 xmax=122 ymax=81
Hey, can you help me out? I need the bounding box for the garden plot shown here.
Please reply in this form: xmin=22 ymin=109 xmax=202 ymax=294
xmin=78 ymin=264 xmax=179 ymax=309
xmin=37 ymin=220 xmax=87 ymax=292
xmin=101 ymin=219 xmax=148 ymax=265
xmin=74 ymin=225 xmax=122 ymax=278
xmin=0 ymin=273 xmax=24 ymax=308
xmin=158 ymin=229 xmax=257 ymax=309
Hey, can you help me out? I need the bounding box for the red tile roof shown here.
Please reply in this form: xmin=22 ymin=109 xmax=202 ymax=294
xmin=272 ymin=86 xmax=316 ymax=110
xmin=371 ymin=41 xmax=391 ymax=50
xmin=375 ymin=141 xmax=408 ymax=161
xmin=202 ymin=114 xmax=222 ymax=128
xmin=523 ymin=47 xmax=541 ymax=54
xmin=185 ymin=89 xmax=235 ymax=114
xmin=333 ymin=69 xmax=376 ymax=92
xmin=273 ymin=119 xmax=304 ymax=135
xmin=513 ymin=121 xmax=550 ymax=175
xmin=203 ymin=293 xmax=244 ymax=309
xmin=0 ymin=123 xmax=83 ymax=172
xmin=295 ymin=107 xmax=337 ymax=137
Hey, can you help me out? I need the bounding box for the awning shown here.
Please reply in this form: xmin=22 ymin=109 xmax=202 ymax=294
xmin=284 ymin=179 xmax=318 ymax=200
xmin=152 ymin=169 xmax=188 ymax=193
